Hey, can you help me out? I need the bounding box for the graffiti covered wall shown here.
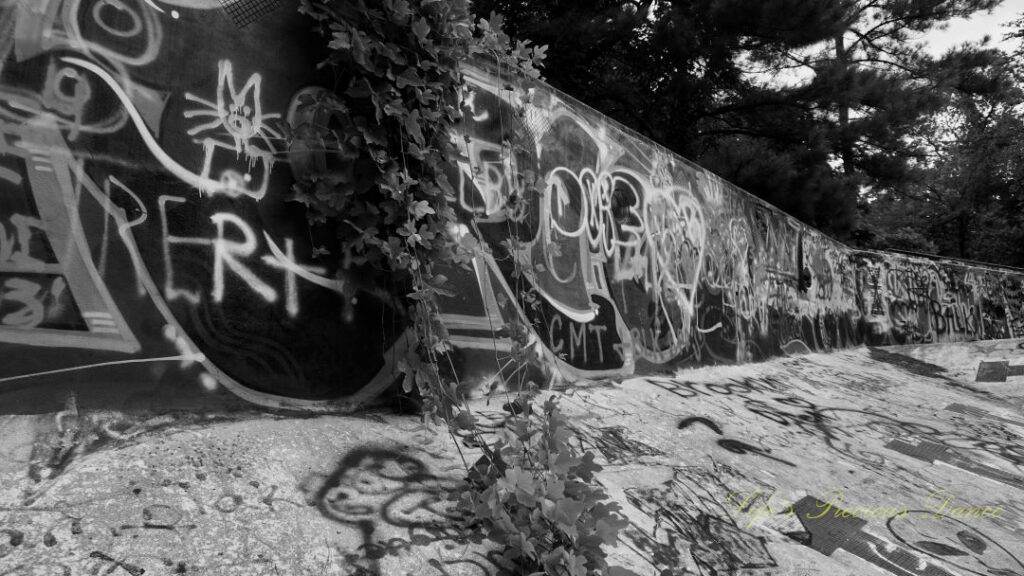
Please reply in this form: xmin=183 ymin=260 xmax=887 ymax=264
xmin=854 ymin=250 xmax=1024 ymax=346
xmin=440 ymin=65 xmax=1024 ymax=381
xmin=0 ymin=0 xmax=405 ymax=409
xmin=441 ymin=64 xmax=865 ymax=380
xmin=0 ymin=1 xmax=1021 ymax=409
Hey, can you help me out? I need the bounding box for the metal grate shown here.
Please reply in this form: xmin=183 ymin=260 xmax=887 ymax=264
xmin=976 ymin=360 xmax=1009 ymax=382
xmin=218 ymin=0 xmax=281 ymax=28
xmin=885 ymin=438 xmax=947 ymax=463
xmin=945 ymin=402 xmax=988 ymax=417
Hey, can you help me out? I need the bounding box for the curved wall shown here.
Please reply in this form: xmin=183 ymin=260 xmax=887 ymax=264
xmin=0 ymin=1 xmax=1021 ymax=409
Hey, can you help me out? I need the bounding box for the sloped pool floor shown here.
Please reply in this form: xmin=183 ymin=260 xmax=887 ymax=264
xmin=2 ymin=340 xmax=1023 ymax=576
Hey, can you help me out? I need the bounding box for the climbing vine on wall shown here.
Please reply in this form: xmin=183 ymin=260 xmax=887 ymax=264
xmin=293 ymin=0 xmax=541 ymax=415
xmin=292 ymin=1 xmax=627 ymax=575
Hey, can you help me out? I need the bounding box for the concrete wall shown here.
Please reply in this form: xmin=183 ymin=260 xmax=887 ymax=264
xmin=0 ymin=1 xmax=1021 ymax=409
xmin=443 ymin=65 xmax=1024 ymax=380
xmin=853 ymin=250 xmax=1024 ymax=345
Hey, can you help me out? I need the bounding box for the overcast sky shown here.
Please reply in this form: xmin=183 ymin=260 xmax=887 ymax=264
xmin=922 ymin=2 xmax=1022 ymax=56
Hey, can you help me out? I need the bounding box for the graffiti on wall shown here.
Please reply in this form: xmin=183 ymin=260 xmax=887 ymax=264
xmin=0 ymin=0 xmax=1022 ymax=407
xmin=855 ymin=252 xmax=1024 ymax=346
xmin=440 ymin=65 xmax=871 ymax=383
xmin=439 ymin=65 xmax=1024 ymax=382
xmin=0 ymin=0 xmax=404 ymax=406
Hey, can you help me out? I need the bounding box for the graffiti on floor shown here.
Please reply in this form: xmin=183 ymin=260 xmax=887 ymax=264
xmin=310 ymin=446 xmax=506 ymax=576
xmin=625 ymin=465 xmax=777 ymax=575
xmin=575 ymin=424 xmax=665 ymax=464
xmin=885 ymin=438 xmax=1024 ymax=491
xmin=677 ymin=416 xmax=795 ymax=468
xmin=2 ymin=439 xmax=505 ymax=576
xmin=789 ymin=494 xmax=1024 ymax=576
xmin=619 ymin=522 xmax=691 ymax=576
xmin=789 ymin=495 xmax=959 ymax=576
xmin=638 ymin=365 xmax=1024 ymax=479
xmin=645 ymin=374 xmax=792 ymax=401
xmin=887 ymin=510 xmax=1024 ymax=576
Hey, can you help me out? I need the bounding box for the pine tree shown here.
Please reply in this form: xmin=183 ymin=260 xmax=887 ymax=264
xmin=471 ymin=0 xmax=1013 ymax=241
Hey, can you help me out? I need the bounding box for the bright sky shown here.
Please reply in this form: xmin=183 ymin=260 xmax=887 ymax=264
xmin=752 ymin=2 xmax=1023 ymax=87
xmin=921 ymin=2 xmax=1022 ymax=56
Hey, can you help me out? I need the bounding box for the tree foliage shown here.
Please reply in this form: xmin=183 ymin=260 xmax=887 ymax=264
xmin=472 ymin=0 xmax=1020 ymax=251
xmin=856 ymin=6 xmax=1024 ymax=264
xmin=858 ymin=72 xmax=1024 ymax=265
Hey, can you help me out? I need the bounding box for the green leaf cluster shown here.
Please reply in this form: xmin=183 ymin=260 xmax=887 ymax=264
xmin=459 ymin=397 xmax=629 ymax=576
xmin=293 ymin=0 xmax=544 ymax=417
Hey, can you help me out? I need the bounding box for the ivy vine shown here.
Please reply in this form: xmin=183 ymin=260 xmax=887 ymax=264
xmin=291 ymin=1 xmax=629 ymax=574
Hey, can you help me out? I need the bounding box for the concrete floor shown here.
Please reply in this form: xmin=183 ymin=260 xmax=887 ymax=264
xmin=2 ymin=340 xmax=1023 ymax=575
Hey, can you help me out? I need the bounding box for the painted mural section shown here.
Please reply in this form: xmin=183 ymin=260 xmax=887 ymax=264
xmin=854 ymin=250 xmax=1024 ymax=346
xmin=0 ymin=0 xmax=405 ymax=408
xmin=0 ymin=1 xmax=1021 ymax=408
xmin=441 ymin=64 xmax=865 ymax=380
xmin=442 ymin=66 xmax=1023 ymax=380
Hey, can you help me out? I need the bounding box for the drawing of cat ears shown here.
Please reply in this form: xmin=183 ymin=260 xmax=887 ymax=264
xmin=185 ymin=59 xmax=280 ymax=137
xmin=218 ymin=60 xmax=261 ymax=120
xmin=179 ymin=60 xmax=285 ymax=201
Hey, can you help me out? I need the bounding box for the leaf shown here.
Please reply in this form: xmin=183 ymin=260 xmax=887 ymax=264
xmin=594 ymin=513 xmax=628 ymax=545
xmin=389 ymin=0 xmax=411 ymax=21
xmin=549 ymin=449 xmax=579 ymax=476
xmin=542 ymin=547 xmax=585 ymax=576
xmin=407 ymin=289 xmax=433 ymax=301
xmin=575 ymin=451 xmax=602 ymax=481
xmin=406 ymin=142 xmax=425 ymax=160
xmin=345 ymin=79 xmax=374 ymax=99
xmin=606 ymin=566 xmax=645 ymax=576
xmin=409 ymin=200 xmax=436 ymax=220
xmin=453 ymin=411 xmax=476 ymax=430
xmin=550 ymin=497 xmax=586 ymax=528
xmin=396 ymin=67 xmax=425 ymax=89
xmin=404 ymin=108 xmax=425 ymax=146
xmin=330 ymin=29 xmax=352 ymax=50
xmin=488 ymin=12 xmax=504 ymax=31
xmin=358 ymin=123 xmax=387 ymax=148
xmin=498 ymin=468 xmax=537 ymax=507
xmin=412 ymin=17 xmax=431 ymax=43
xmin=515 ymin=533 xmax=537 ymax=560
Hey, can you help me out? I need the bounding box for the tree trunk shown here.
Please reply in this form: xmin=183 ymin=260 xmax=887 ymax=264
xmin=957 ymin=212 xmax=971 ymax=259
xmin=835 ymin=33 xmax=855 ymax=175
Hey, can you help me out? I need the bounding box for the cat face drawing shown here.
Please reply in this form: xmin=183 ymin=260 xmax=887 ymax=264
xmin=183 ymin=60 xmax=283 ymax=200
